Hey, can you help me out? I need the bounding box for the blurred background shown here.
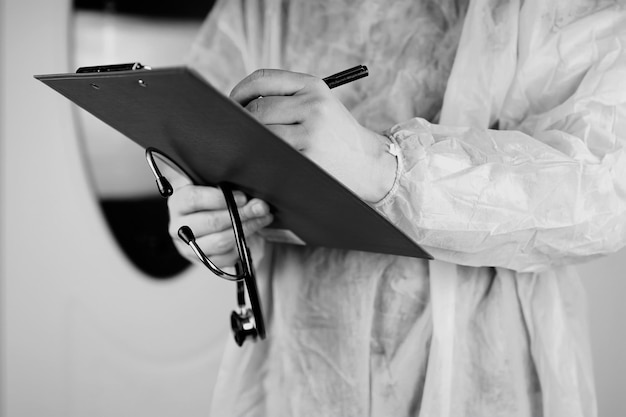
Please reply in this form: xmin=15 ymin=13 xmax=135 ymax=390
xmin=1 ymin=0 xmax=625 ymax=416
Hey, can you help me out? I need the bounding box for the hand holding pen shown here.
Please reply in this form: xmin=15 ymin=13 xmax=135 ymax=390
xmin=230 ymin=65 xmax=396 ymax=204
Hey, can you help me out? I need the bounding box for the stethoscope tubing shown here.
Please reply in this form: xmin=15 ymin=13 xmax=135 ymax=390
xmin=145 ymin=147 xmax=266 ymax=342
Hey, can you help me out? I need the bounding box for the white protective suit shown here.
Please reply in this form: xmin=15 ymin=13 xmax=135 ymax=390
xmin=186 ymin=0 xmax=626 ymax=416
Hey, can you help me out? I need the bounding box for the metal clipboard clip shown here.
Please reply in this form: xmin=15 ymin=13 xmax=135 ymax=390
xmin=76 ymin=62 xmax=151 ymax=73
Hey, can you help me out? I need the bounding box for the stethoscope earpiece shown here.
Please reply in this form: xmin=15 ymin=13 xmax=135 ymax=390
xmin=177 ymin=225 xmax=195 ymax=245
xmin=145 ymin=147 xmax=173 ymax=197
xmin=156 ymin=175 xmax=173 ymax=197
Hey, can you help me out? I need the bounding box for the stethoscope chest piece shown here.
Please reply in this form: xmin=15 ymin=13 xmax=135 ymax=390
xmin=231 ymin=308 xmax=258 ymax=347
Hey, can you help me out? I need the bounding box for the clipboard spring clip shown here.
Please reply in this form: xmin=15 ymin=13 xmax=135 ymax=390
xmin=145 ymin=148 xmax=266 ymax=347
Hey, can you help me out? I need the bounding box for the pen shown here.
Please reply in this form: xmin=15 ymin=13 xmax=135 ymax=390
xmin=323 ymin=65 xmax=368 ymax=89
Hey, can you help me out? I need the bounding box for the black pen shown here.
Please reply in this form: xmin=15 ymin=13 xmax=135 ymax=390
xmin=323 ymin=65 xmax=368 ymax=89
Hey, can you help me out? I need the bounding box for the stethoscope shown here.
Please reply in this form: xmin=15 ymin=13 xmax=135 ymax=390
xmin=145 ymin=147 xmax=265 ymax=346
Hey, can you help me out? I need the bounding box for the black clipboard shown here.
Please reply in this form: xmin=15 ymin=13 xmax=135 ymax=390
xmin=35 ymin=65 xmax=432 ymax=259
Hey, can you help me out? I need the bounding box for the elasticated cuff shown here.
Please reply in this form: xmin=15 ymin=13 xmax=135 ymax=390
xmin=373 ymin=133 xmax=404 ymax=208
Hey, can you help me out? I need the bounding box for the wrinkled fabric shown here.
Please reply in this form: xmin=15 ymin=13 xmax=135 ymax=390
xmin=186 ymin=0 xmax=626 ymax=416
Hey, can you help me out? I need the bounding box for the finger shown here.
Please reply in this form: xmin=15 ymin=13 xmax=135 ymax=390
xmin=169 ymin=210 xmax=233 ymax=241
xmin=168 ymin=185 xmax=247 ymax=215
xmin=169 ymin=199 xmax=271 ymax=238
xmin=185 ymin=232 xmax=270 ymax=270
xmin=245 ymin=95 xmax=307 ymax=125
xmin=174 ymin=213 xmax=273 ymax=270
xmin=173 ymin=239 xmax=239 ymax=269
xmin=183 ymin=213 xmax=274 ymax=258
xmin=230 ymin=69 xmax=324 ymax=106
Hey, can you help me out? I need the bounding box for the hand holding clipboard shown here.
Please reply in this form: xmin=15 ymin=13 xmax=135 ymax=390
xmin=36 ymin=63 xmax=431 ymax=346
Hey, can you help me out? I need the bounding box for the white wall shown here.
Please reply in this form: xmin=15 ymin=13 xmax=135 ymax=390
xmin=1 ymin=1 xmax=232 ymax=416
xmin=1 ymin=1 xmax=625 ymax=416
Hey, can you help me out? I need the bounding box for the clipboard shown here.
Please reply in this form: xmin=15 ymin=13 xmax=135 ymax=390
xmin=35 ymin=65 xmax=432 ymax=259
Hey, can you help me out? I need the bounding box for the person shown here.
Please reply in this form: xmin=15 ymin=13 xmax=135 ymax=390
xmin=166 ymin=0 xmax=626 ymax=416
